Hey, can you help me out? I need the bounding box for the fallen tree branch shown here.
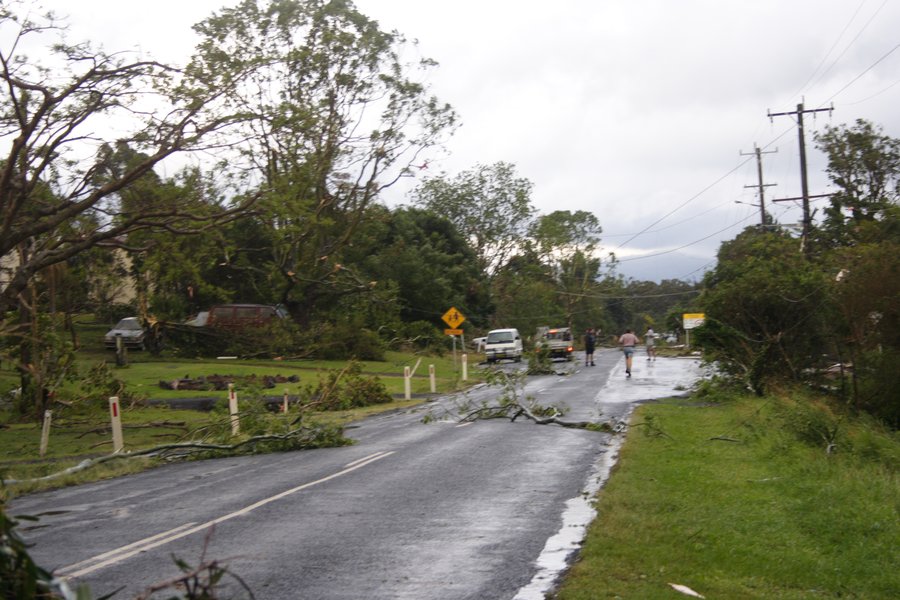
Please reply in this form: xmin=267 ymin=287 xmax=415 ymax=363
xmin=1 ymin=426 xmax=345 ymax=486
xmin=459 ymin=401 xmax=613 ymax=431
xmin=76 ymin=421 xmax=188 ymax=438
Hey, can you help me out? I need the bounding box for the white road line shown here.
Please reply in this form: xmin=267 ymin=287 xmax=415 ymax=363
xmin=60 ymin=451 xmax=396 ymax=580
xmin=56 ymin=522 xmax=199 ymax=576
xmin=344 ymin=451 xmax=389 ymax=468
xmin=454 ymin=421 xmax=474 ymax=428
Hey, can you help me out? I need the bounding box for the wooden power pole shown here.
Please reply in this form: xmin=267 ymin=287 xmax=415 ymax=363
xmin=740 ymin=144 xmax=777 ymax=227
xmin=767 ymin=101 xmax=833 ymax=252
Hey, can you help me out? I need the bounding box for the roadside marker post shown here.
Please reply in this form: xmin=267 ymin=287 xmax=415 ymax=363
xmin=429 ymin=364 xmax=436 ymax=393
xmin=282 ymin=389 xmax=289 ymax=413
xmin=404 ymin=366 xmax=411 ymax=400
xmin=39 ymin=410 xmax=52 ymax=457
xmin=461 ymin=353 xmax=468 ymax=381
xmin=228 ymin=384 xmax=240 ymax=436
xmin=108 ymin=397 xmax=124 ymax=453
xmin=115 ymin=336 xmax=127 ymax=367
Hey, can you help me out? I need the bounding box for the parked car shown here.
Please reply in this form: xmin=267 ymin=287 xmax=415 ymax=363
xmin=206 ymin=304 xmax=288 ymax=330
xmin=104 ymin=317 xmax=146 ymax=350
xmin=184 ymin=311 xmax=209 ymax=327
xmin=484 ymin=328 xmax=523 ymax=363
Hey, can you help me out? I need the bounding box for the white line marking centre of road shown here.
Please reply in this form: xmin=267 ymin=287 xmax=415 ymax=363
xmin=58 ymin=451 xmax=395 ymax=580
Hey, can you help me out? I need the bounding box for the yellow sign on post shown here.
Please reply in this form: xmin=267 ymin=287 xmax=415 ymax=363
xmin=444 ymin=328 xmax=463 ymax=335
xmin=441 ymin=307 xmax=466 ymax=329
xmin=683 ymin=313 xmax=706 ymax=329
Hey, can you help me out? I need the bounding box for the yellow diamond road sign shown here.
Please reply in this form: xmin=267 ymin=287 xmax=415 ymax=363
xmin=442 ymin=307 xmax=466 ymax=329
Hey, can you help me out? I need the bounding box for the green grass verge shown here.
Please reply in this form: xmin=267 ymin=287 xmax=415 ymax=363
xmin=0 ymin=398 xmax=426 ymax=499
xmin=64 ymin=350 xmax=472 ymax=400
xmin=556 ymin=390 xmax=900 ymax=600
xmin=1 ymin=347 xmax=484 ymax=499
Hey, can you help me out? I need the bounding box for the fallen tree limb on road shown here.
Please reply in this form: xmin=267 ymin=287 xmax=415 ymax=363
xmin=1 ymin=424 xmax=350 ymax=486
xmin=459 ymin=402 xmax=616 ymax=431
xmin=426 ymin=369 xmax=623 ymax=433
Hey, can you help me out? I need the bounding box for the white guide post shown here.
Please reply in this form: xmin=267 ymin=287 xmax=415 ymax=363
xmin=404 ymin=366 xmax=411 ymax=400
xmin=461 ymin=353 xmax=468 ymax=381
xmin=282 ymin=388 xmax=289 ymax=413
xmin=228 ymin=383 xmax=240 ymax=436
xmin=429 ymin=364 xmax=436 ymax=393
xmin=108 ymin=397 xmax=124 ymax=453
xmin=39 ymin=410 xmax=52 ymax=457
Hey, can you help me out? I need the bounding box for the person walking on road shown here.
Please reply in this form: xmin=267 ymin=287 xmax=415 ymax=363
xmin=619 ymin=328 xmax=639 ymax=377
xmin=645 ymin=327 xmax=658 ymax=361
xmin=584 ymin=328 xmax=596 ymax=366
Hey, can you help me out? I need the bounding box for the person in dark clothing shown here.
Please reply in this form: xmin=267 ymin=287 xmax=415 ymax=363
xmin=584 ymin=328 xmax=596 ymax=366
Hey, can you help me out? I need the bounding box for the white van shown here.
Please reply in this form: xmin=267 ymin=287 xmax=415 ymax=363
xmin=484 ymin=328 xmax=523 ymax=363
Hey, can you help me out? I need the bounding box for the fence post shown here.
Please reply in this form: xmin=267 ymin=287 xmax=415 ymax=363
xmin=228 ymin=383 xmax=240 ymax=436
xmin=39 ymin=410 xmax=52 ymax=457
xmin=461 ymin=353 xmax=468 ymax=381
xmin=108 ymin=396 xmax=124 ymax=453
xmin=429 ymin=364 xmax=436 ymax=393
xmin=404 ymin=366 xmax=411 ymax=400
xmin=115 ymin=336 xmax=127 ymax=367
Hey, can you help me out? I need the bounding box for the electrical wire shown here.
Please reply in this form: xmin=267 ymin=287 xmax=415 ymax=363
xmin=821 ymin=41 xmax=900 ymax=107
xmin=791 ymin=0 xmax=870 ymax=99
xmin=843 ymin=75 xmax=900 ymax=105
xmin=615 ymin=211 xmax=758 ymax=263
xmin=801 ymin=0 xmax=892 ymax=99
xmin=555 ymin=288 xmax=701 ymax=301
xmin=611 ymin=155 xmax=753 ymax=252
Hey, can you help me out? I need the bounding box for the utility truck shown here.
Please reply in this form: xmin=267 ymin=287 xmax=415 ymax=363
xmin=534 ymin=326 xmax=574 ymax=361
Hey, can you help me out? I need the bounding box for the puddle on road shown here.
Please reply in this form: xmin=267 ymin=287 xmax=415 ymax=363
xmin=512 ymin=429 xmax=628 ymax=600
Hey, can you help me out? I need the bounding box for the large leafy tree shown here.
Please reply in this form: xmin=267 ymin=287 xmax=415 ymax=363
xmin=350 ymin=206 xmax=490 ymax=329
xmin=828 ymin=240 xmax=900 ymax=425
xmin=490 ymin=249 xmax=562 ymax=337
xmin=0 ymin=4 xmax=255 ymax=319
xmin=529 ymin=210 xmax=608 ymax=331
xmin=411 ymin=162 xmax=535 ymax=278
xmin=813 ymin=119 xmax=900 ymax=249
xmin=0 ymin=4 xmax=257 ymax=415
xmin=187 ymin=0 xmax=457 ymax=323
xmin=696 ymin=227 xmax=829 ymax=395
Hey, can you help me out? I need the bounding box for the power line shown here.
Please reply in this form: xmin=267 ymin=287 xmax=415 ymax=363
xmin=822 ymin=41 xmax=900 ymax=106
xmin=803 ymin=0 xmax=890 ymax=97
xmin=612 ymin=155 xmax=754 ymax=252
xmin=844 ymin=75 xmax=900 ymax=105
xmin=556 ymin=289 xmax=701 ymax=301
xmin=792 ymin=0 xmax=870 ymax=99
xmin=615 ymin=212 xmax=758 ymax=263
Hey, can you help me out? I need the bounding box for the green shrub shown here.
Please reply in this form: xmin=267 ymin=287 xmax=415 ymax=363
xmin=312 ymin=361 xmax=393 ymax=410
xmin=777 ymin=398 xmax=845 ymax=451
xmin=164 ymin=319 xmax=306 ymax=359
xmin=312 ymin=323 xmax=385 ymax=361
xmin=393 ymin=320 xmax=447 ymax=355
xmin=853 ymin=348 xmax=900 ymax=429
xmin=526 ymin=347 xmax=554 ymax=375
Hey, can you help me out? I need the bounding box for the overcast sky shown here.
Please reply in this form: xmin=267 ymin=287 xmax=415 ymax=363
xmin=27 ymin=0 xmax=900 ymax=282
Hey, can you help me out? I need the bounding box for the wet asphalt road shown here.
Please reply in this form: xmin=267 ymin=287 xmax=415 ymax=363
xmin=10 ymin=350 xmax=703 ymax=600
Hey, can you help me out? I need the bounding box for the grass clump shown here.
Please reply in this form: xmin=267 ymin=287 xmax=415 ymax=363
xmin=556 ymin=386 xmax=900 ymax=600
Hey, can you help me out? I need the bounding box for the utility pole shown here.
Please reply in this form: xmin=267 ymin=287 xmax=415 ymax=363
xmin=739 ymin=144 xmax=777 ymax=227
xmin=768 ymin=101 xmax=833 ymax=252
